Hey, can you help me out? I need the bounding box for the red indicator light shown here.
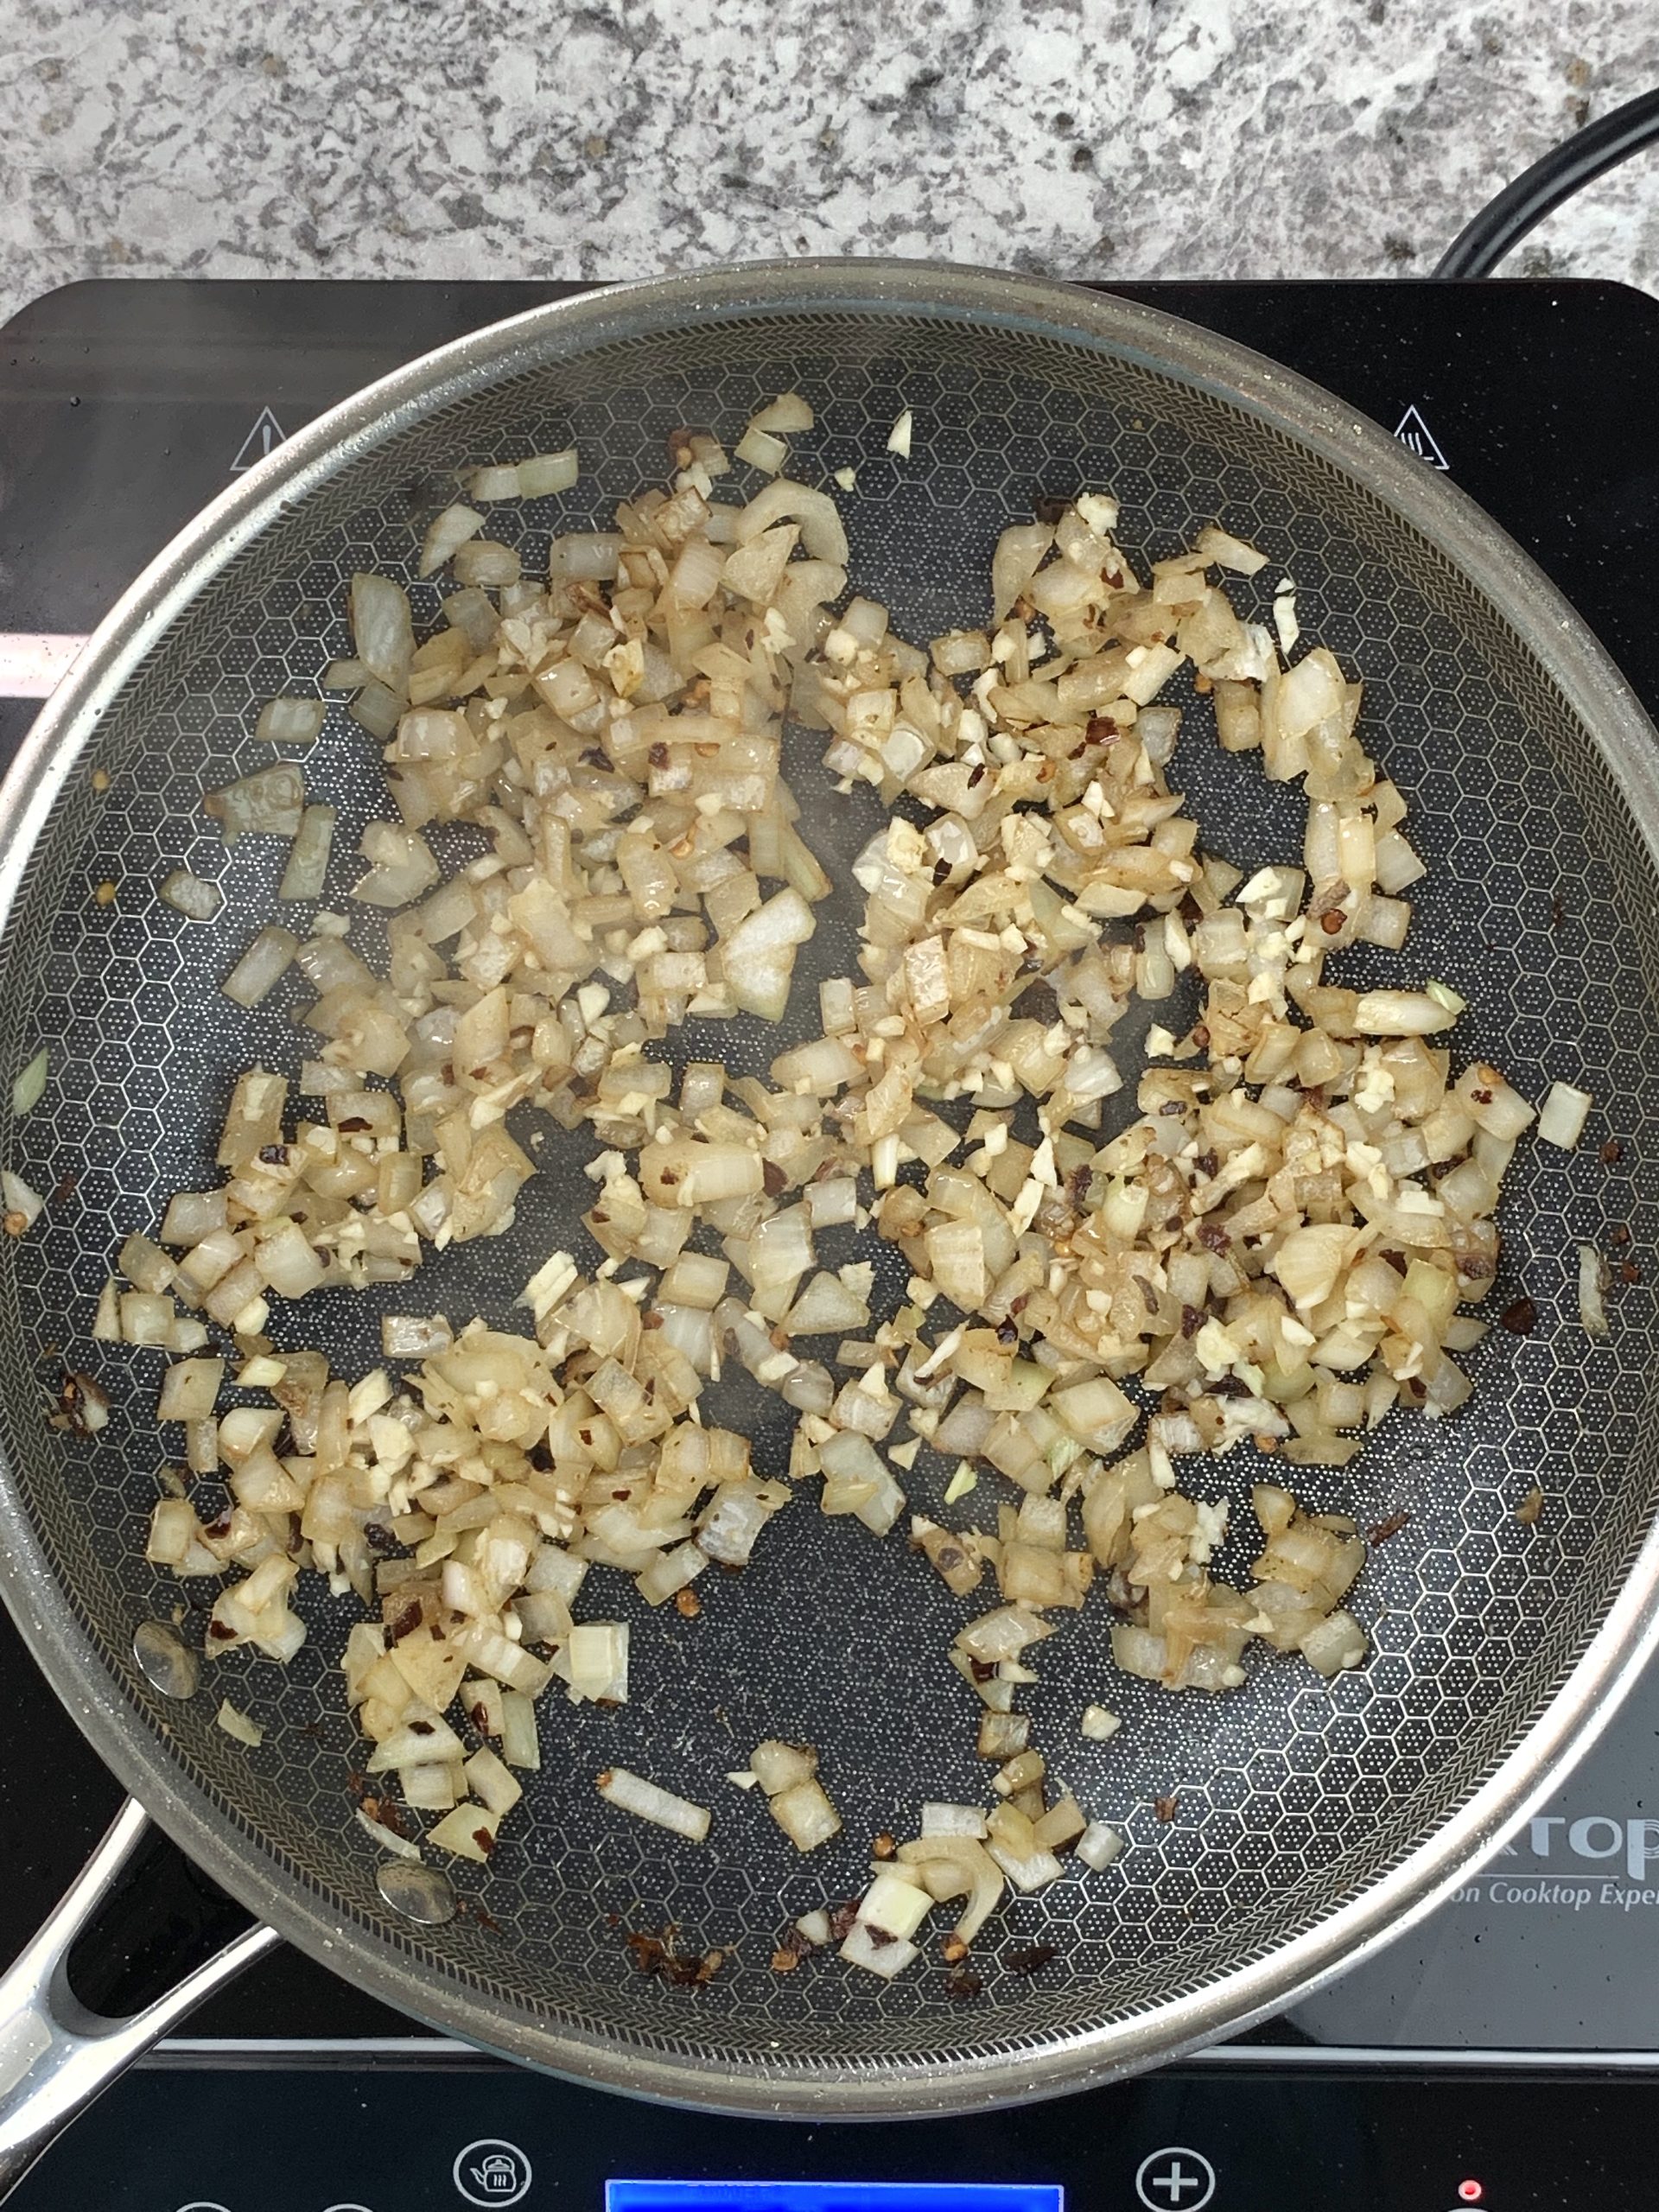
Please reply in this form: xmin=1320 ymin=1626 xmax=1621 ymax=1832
xmin=1458 ymin=2185 xmax=1483 ymax=2204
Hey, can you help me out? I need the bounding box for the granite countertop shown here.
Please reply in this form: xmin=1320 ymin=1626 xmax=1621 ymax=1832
xmin=0 ymin=3 xmax=1655 ymax=329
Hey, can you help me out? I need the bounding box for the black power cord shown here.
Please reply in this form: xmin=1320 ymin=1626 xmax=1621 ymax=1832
xmin=1433 ymin=85 xmax=1659 ymax=279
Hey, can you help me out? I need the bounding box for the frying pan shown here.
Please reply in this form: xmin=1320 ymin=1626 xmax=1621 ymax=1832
xmin=0 ymin=260 xmax=1657 ymax=2191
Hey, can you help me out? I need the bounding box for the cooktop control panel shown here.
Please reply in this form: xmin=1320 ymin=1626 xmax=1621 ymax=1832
xmin=10 ymin=2061 xmax=1637 ymax=2209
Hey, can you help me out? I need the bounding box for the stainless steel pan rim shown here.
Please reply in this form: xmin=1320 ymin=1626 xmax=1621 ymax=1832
xmin=1 ymin=257 xmax=1658 ymax=2117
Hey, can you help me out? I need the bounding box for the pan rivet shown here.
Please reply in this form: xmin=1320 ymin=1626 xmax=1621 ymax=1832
xmin=378 ymin=1859 xmax=458 ymax=1926
xmin=131 ymin=1620 xmax=200 ymax=1700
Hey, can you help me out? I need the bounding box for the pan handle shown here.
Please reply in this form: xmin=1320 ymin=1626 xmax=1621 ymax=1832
xmin=0 ymin=1796 xmax=280 ymax=2201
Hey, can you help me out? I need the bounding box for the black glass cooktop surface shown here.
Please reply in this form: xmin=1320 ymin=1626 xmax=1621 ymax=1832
xmin=2 ymin=274 xmax=1659 ymax=2211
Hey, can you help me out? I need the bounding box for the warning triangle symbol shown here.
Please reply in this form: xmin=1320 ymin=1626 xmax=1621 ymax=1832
xmin=230 ymin=405 xmax=287 ymax=474
xmin=1393 ymin=404 xmax=1449 ymax=471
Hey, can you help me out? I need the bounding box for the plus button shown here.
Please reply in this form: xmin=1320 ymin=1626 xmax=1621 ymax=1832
xmin=1135 ymin=2147 xmax=1217 ymax=2212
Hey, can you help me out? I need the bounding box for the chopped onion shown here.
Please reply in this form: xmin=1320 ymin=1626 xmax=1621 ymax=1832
xmin=278 ymin=805 xmax=336 ymax=903
xmin=750 ymin=1739 xmax=818 ymax=1794
xmin=1075 ymin=1821 xmax=1124 ymax=1872
xmin=563 ymin=1621 xmax=629 ymax=1705
xmin=418 ymin=504 xmax=485 ymax=577
xmin=217 ymin=1700 xmax=264 ymax=1747
xmin=255 ymin=696 xmax=327 ymax=747
xmin=205 ymin=764 xmax=305 ymax=844
xmin=734 ymin=425 xmax=788 ymax=474
xmin=10 ymin=1050 xmax=48 ymax=1118
xmin=839 ymin=1921 xmax=918 ymax=1980
xmin=769 ymin=1777 xmax=842 ymax=1853
xmin=221 ymin=925 xmax=300 ymax=1008
xmin=381 ymin=1314 xmax=453 ymax=1358
xmin=1538 ymin=1080 xmax=1593 ymax=1151
xmin=518 ymin=448 xmax=580 ymax=497
xmin=732 ymin=479 xmax=849 ymax=564
xmin=355 ymin=1803 xmax=422 ymax=1861
xmin=159 ymin=871 xmax=223 ymax=923
xmin=2 ymin=1171 xmax=43 ymax=1230
xmin=352 ymin=822 xmax=440 ymax=909
xmin=350 ymin=573 xmax=414 ymax=694
xmin=749 ymin=392 xmax=814 ymax=435
xmin=854 ymin=1869 xmax=932 ymax=1942
xmin=898 ymin=1835 xmax=1003 ymax=1943
xmin=549 ymin=533 xmax=621 ymax=581
xmin=427 ymin=1804 xmax=503 ymax=1863
xmin=596 ymin=1766 xmax=710 ymax=1842
xmin=1580 ymin=1243 xmax=1610 ymax=1338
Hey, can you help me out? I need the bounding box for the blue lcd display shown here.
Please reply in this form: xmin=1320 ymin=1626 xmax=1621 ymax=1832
xmin=608 ymin=2187 xmax=1063 ymax=2212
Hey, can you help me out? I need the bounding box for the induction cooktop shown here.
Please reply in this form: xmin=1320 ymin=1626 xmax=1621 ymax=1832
xmin=3 ymin=274 xmax=1658 ymax=2210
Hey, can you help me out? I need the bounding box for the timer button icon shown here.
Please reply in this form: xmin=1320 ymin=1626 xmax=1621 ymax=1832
xmin=453 ymin=2139 xmax=534 ymax=2206
xmin=1135 ymin=2147 xmax=1217 ymax=2210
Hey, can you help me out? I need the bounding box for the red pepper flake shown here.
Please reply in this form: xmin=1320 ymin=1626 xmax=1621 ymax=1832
xmin=1610 ymin=1224 xmax=1633 ymax=1248
xmin=1498 ymin=1295 xmax=1538 ymax=1335
xmin=1005 ymin=1942 xmax=1058 ymax=1975
xmin=827 ymin=1899 xmax=861 ymax=1942
xmin=944 ymin=1965 xmax=984 ymax=2002
xmin=1601 ymin=1139 xmax=1624 ymax=1166
xmin=1365 ymin=1510 xmax=1413 ymax=1546
xmin=623 ymin=1924 xmax=720 ymax=1986
xmin=1154 ymin=1791 xmax=1180 ymax=1823
xmin=1618 ymin=1260 xmax=1643 ymax=1286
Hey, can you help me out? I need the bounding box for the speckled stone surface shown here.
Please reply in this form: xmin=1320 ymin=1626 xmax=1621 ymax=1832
xmin=0 ymin=2 xmax=1655 ymax=328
